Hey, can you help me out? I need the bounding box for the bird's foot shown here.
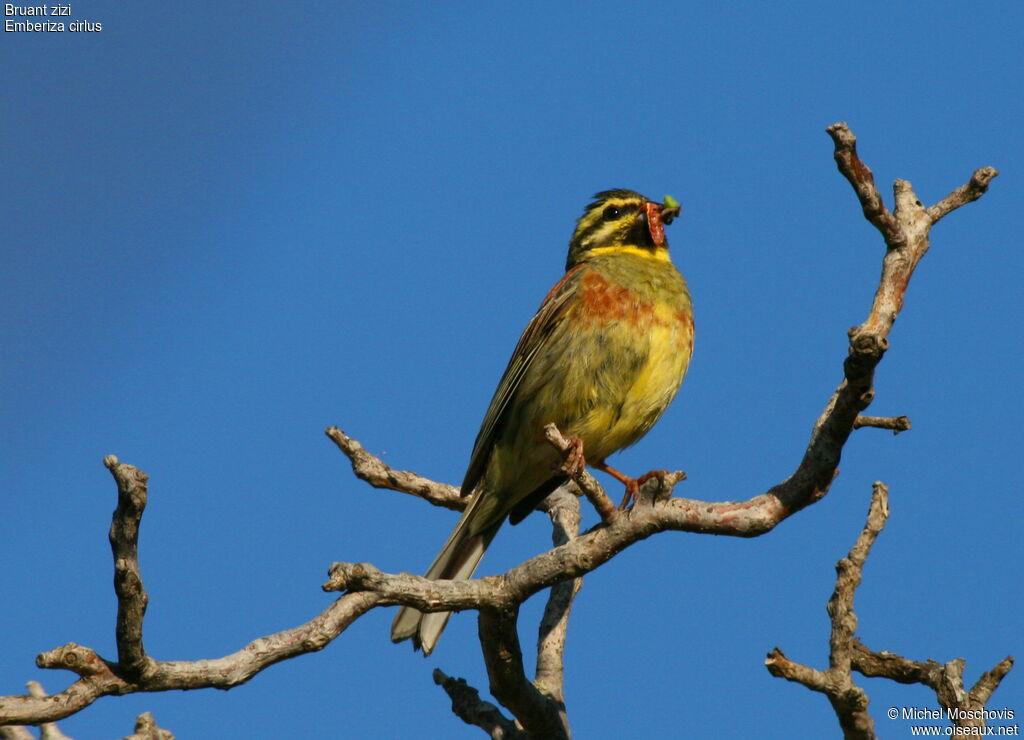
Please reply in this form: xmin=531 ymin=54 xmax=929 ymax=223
xmin=622 ymin=469 xmax=670 ymax=509
xmin=594 ymin=461 xmax=670 ymax=509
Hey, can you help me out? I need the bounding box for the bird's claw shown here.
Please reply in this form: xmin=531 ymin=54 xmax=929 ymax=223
xmin=562 ymin=435 xmax=587 ymax=477
xmin=618 ymin=480 xmax=640 ymax=510
xmin=618 ymin=469 xmax=670 ymax=510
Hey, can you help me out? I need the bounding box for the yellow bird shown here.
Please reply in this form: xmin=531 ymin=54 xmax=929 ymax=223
xmin=392 ymin=189 xmax=694 ymax=655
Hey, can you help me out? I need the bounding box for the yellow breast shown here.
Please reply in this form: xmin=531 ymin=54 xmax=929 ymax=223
xmin=559 ymin=258 xmax=694 ymax=460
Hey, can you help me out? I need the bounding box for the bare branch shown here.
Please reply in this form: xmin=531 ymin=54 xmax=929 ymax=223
xmin=0 ymin=455 xmax=385 ymax=726
xmin=104 ymin=456 xmax=152 ymax=679
xmin=0 ymin=682 xmax=75 ymax=740
xmin=533 ymin=491 xmax=582 ymax=703
xmin=852 ymin=415 xmax=911 ymax=434
xmin=928 ymin=166 xmax=999 ymax=223
xmin=766 ymin=483 xmax=888 ymax=740
xmin=431 ymin=493 xmax=581 ymax=739
xmin=325 ymin=426 xmax=463 ymax=510
xmin=826 ymin=123 xmax=1000 ymax=340
xmin=478 ymin=606 xmax=568 ymax=739
xmin=969 ymin=655 xmax=1015 ymax=707
xmin=322 ymin=475 xmax=807 ymax=612
xmin=766 ymin=123 xmax=998 ymax=520
xmin=826 ymin=122 xmax=901 ymax=244
xmin=829 ymin=483 xmax=889 ymax=674
xmin=1 ymin=499 xmax=382 ymax=729
xmin=27 ymin=683 xmax=73 ymax=740
xmin=764 ymin=648 xmax=829 ymax=690
xmin=772 ymin=481 xmax=1015 ymax=735
xmin=0 ymin=682 xmax=174 ymax=740
xmin=851 ymin=642 xmax=1015 ymax=729
xmin=432 ymin=669 xmax=524 ymax=739
xmin=848 ymin=640 xmax=942 ymax=683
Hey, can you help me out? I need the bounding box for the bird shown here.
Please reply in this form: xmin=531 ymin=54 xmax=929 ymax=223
xmin=391 ymin=189 xmax=694 ymax=655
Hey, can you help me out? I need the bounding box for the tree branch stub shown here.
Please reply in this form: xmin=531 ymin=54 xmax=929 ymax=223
xmin=432 ymin=669 xmax=524 ymax=740
xmin=104 ymin=456 xmax=153 ymax=680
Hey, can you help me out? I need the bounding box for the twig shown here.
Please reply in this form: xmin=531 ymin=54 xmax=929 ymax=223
xmin=105 ymin=456 xmax=152 ymax=679
xmin=432 ymin=669 xmax=524 ymax=739
xmin=827 ymin=123 xmax=998 ymax=342
xmin=928 ymin=166 xmax=999 ymax=223
xmin=829 ymin=483 xmax=889 ymax=677
xmin=968 ymin=655 xmax=1016 ymax=707
xmin=325 ymin=427 xmax=464 ymax=510
xmin=0 ymin=590 xmax=381 ymax=725
xmin=852 ymin=415 xmax=911 ymax=434
xmin=826 ymin=122 xmax=901 ymax=244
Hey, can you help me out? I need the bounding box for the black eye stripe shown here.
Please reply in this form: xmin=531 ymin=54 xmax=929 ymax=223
xmin=600 ymin=202 xmax=639 ymax=222
xmin=575 ymin=201 xmax=641 ymax=244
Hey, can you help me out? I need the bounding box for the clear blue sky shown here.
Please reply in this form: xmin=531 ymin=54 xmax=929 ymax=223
xmin=3 ymin=2 xmax=1021 ymax=737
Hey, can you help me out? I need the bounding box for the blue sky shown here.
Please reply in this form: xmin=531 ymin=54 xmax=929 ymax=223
xmin=3 ymin=2 xmax=1021 ymax=738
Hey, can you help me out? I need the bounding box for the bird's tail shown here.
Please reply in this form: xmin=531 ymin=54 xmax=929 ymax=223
xmin=390 ymin=493 xmax=501 ymax=656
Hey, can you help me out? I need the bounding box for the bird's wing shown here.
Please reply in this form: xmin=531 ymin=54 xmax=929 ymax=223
xmin=459 ymin=264 xmax=584 ymax=495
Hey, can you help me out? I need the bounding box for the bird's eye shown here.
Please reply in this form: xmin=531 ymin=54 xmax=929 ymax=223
xmin=602 ymin=206 xmax=621 ymax=221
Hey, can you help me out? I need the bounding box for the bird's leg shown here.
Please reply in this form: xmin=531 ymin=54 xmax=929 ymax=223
xmin=593 ymin=462 xmax=669 ymax=510
xmin=592 ymin=460 xmax=638 ymax=509
xmin=545 ymin=428 xmax=617 ymax=522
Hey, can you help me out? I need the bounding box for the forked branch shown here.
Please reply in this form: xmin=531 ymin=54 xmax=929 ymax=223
xmin=0 ymin=459 xmax=383 ymax=725
xmin=766 ymin=483 xmax=1014 ymax=738
xmin=765 ymin=483 xmax=889 ymax=740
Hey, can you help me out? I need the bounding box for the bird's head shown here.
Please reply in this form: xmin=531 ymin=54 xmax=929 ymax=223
xmin=566 ymin=189 xmax=682 ymax=269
